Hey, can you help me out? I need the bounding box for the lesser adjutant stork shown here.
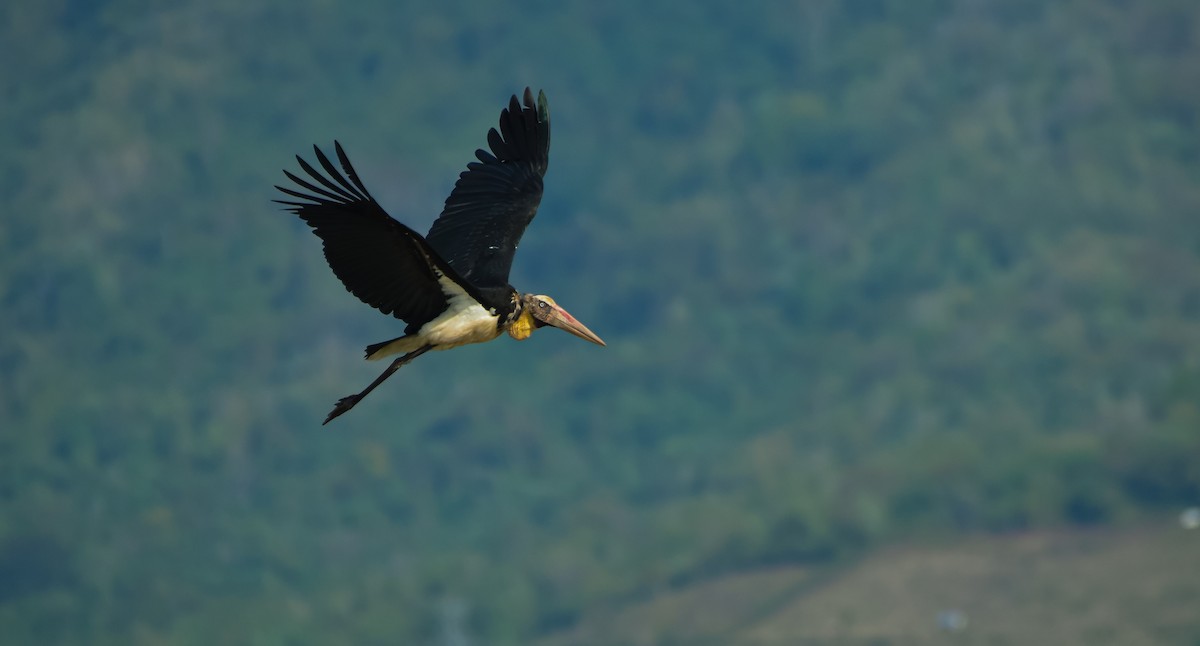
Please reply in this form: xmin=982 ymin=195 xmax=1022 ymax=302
xmin=276 ymin=88 xmax=605 ymax=424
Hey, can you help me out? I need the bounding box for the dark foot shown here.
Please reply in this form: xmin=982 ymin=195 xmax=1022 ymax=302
xmin=323 ymin=394 xmax=361 ymax=425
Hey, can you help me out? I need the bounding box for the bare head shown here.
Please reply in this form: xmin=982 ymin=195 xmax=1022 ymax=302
xmin=516 ymin=294 xmax=606 ymax=346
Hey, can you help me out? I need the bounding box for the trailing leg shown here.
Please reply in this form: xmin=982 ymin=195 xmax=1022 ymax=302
xmin=323 ymin=345 xmax=433 ymax=425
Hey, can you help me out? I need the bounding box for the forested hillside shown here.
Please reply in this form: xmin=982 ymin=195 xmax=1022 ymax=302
xmin=2 ymin=0 xmax=1198 ymax=643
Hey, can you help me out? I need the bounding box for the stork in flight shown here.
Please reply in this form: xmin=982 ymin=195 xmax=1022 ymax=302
xmin=276 ymin=88 xmax=605 ymax=424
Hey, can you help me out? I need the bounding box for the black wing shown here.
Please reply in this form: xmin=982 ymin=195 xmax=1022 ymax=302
xmin=425 ymin=88 xmax=550 ymax=288
xmin=275 ymin=142 xmax=483 ymax=333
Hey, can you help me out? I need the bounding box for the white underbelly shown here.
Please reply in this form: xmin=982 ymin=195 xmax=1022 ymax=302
xmin=420 ymin=298 xmax=502 ymax=349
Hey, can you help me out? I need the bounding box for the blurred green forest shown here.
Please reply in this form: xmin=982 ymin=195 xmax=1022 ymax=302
xmin=2 ymin=0 xmax=1198 ymax=643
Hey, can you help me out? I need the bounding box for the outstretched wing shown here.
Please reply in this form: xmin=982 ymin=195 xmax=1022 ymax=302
xmin=425 ymin=88 xmax=550 ymax=288
xmin=275 ymin=142 xmax=482 ymax=333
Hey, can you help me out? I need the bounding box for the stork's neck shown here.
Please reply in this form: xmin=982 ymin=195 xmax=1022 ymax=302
xmin=506 ymin=304 xmax=535 ymax=340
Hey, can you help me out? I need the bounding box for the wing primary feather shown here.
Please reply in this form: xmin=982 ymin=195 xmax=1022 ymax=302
xmin=519 ymin=89 xmax=534 ymax=145
xmin=499 ymin=97 xmax=519 ymax=153
xmin=313 ymin=145 xmax=367 ymax=201
xmin=274 ymin=187 xmax=327 ymax=206
xmin=273 ymin=197 xmax=311 ymax=210
xmin=486 ymin=129 xmax=505 ymax=159
xmin=280 ymin=170 xmax=350 ymax=203
xmin=536 ymin=90 xmax=550 ymax=173
xmin=334 ymin=140 xmax=377 ymax=202
xmin=296 ymin=155 xmax=358 ymax=202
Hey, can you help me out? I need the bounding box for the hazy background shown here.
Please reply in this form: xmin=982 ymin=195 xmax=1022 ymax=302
xmin=2 ymin=0 xmax=1198 ymax=643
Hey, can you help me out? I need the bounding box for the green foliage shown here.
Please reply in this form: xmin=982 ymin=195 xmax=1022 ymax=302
xmin=2 ymin=0 xmax=1199 ymax=643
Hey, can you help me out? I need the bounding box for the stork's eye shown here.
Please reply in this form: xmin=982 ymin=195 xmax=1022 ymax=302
xmin=538 ymin=301 xmax=549 ymax=310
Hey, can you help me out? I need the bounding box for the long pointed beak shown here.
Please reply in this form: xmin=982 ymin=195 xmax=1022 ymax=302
xmin=544 ymin=303 xmax=606 ymax=346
